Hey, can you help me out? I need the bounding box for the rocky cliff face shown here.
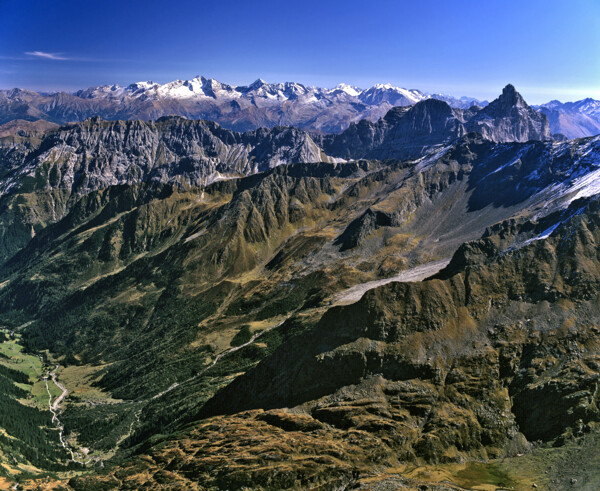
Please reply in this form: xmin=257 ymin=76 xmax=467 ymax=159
xmin=201 ymin=197 xmax=600 ymax=467
xmin=0 ymin=116 xmax=334 ymax=196
xmin=0 ymin=116 xmax=337 ymax=263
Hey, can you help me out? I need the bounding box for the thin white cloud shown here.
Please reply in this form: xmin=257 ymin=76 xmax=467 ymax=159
xmin=25 ymin=51 xmax=69 ymax=61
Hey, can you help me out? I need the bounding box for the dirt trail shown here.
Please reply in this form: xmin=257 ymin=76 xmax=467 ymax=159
xmin=152 ymin=317 xmax=287 ymax=401
xmin=333 ymin=259 xmax=451 ymax=306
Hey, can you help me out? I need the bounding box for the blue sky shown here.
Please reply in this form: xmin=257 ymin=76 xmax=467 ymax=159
xmin=1 ymin=0 xmax=599 ymax=103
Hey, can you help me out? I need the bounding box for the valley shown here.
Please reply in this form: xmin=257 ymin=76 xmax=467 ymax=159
xmin=0 ymin=84 xmax=600 ymax=489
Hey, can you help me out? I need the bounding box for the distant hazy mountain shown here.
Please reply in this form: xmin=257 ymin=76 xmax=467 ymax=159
xmin=0 ymin=76 xmax=488 ymax=133
xmin=536 ymin=98 xmax=600 ymax=139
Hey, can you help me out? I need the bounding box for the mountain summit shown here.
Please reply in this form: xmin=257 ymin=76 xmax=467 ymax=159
xmin=467 ymin=83 xmax=551 ymax=142
xmin=498 ymin=83 xmax=525 ymax=107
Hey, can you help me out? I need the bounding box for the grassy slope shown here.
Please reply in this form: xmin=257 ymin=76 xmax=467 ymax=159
xmin=1 ymin=144 xmax=597 ymax=486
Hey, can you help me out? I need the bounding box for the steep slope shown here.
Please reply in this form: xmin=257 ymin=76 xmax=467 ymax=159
xmin=0 ymin=116 xmax=335 ymax=263
xmin=317 ymin=99 xmax=468 ymax=160
xmin=61 ymin=195 xmax=600 ymax=491
xmin=191 ymin=196 xmax=600 ymax=482
xmin=1 ymin=116 xmax=333 ymax=194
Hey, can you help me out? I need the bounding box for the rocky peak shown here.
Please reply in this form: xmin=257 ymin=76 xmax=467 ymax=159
xmin=406 ymin=98 xmax=456 ymax=121
xmin=501 ymin=83 xmax=523 ymax=102
xmin=0 ymin=116 xmax=337 ymax=198
xmin=468 ymin=84 xmax=551 ymax=142
xmin=486 ymin=84 xmax=527 ymax=115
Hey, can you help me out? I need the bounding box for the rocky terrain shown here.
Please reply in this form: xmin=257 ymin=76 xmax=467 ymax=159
xmin=3 ymin=76 xmax=599 ymax=139
xmin=1 ymin=85 xmax=600 ymax=489
xmin=0 ymin=85 xmax=551 ymax=265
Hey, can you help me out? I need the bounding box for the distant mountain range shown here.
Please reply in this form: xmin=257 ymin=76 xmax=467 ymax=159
xmin=535 ymin=98 xmax=600 ymax=139
xmin=0 ymin=76 xmax=480 ymax=134
xmin=1 ymin=76 xmax=597 ymax=138
xmin=0 ymin=84 xmax=557 ymax=262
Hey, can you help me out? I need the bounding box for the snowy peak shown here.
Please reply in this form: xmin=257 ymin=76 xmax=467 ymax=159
xmin=248 ymin=78 xmax=268 ymax=89
xmin=63 ymin=76 xmax=496 ymax=115
xmin=332 ymin=83 xmax=362 ymax=97
xmin=74 ymin=76 xmax=434 ymax=107
xmin=358 ymin=84 xmax=427 ymax=106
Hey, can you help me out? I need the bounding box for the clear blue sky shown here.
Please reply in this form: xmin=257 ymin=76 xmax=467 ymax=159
xmin=1 ymin=0 xmax=599 ymax=103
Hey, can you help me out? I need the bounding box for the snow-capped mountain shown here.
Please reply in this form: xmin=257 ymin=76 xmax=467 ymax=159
xmin=1 ymin=76 xmax=599 ymax=138
xmin=535 ymin=98 xmax=600 ymax=139
xmin=356 ymin=83 xmax=426 ymax=106
xmin=0 ymin=76 xmax=486 ymax=133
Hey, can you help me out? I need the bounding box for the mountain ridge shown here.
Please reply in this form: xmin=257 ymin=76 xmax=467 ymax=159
xmin=0 ymin=76 xmax=487 ymax=134
xmin=3 ymin=76 xmax=599 ymax=138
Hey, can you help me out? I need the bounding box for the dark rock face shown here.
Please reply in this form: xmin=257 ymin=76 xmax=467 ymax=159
xmin=316 ymin=100 xmax=465 ymax=160
xmin=335 ymin=208 xmax=394 ymax=251
xmin=369 ymin=99 xmax=467 ymax=159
